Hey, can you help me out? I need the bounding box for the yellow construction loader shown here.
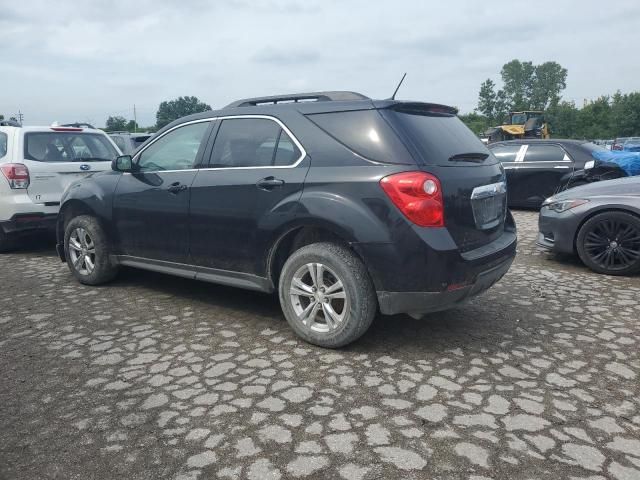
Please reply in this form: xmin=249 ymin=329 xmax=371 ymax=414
xmin=486 ymin=111 xmax=550 ymax=144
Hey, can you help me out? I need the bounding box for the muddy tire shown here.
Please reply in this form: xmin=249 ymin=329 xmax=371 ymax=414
xmin=64 ymin=215 xmax=119 ymax=285
xmin=278 ymin=242 xmax=377 ymax=348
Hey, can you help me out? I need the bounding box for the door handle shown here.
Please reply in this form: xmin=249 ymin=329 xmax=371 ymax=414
xmin=256 ymin=177 xmax=285 ymax=190
xmin=167 ymin=182 xmax=187 ymax=194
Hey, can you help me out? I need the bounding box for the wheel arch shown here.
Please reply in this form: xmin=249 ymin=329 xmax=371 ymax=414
xmin=266 ymin=221 xmax=369 ymax=290
xmin=573 ymin=206 xmax=640 ymax=253
xmin=57 ymin=200 xmax=104 ymax=261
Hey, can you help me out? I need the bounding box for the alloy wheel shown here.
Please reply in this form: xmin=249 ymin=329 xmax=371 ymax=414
xmin=289 ymin=262 xmax=348 ymax=333
xmin=583 ymin=218 xmax=640 ymax=271
xmin=68 ymin=227 xmax=96 ymax=275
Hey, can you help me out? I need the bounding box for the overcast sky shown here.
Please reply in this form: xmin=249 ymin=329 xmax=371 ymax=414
xmin=1 ymin=0 xmax=639 ymax=127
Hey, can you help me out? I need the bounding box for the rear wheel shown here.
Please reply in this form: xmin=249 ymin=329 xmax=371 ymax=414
xmin=576 ymin=211 xmax=640 ymax=275
xmin=278 ymin=242 xmax=377 ymax=348
xmin=64 ymin=215 xmax=119 ymax=285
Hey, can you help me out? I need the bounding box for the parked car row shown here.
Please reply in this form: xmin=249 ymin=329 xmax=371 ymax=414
xmin=1 ymin=92 xmax=638 ymax=348
xmin=488 ymin=139 xmax=639 ymax=208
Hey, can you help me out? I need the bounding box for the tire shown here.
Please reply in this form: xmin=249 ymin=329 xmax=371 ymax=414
xmin=0 ymin=229 xmax=16 ymax=253
xmin=64 ymin=215 xmax=119 ymax=285
xmin=576 ymin=211 xmax=640 ymax=276
xmin=278 ymin=242 xmax=377 ymax=348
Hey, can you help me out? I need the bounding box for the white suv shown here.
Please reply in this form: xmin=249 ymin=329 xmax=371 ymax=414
xmin=0 ymin=123 xmax=120 ymax=251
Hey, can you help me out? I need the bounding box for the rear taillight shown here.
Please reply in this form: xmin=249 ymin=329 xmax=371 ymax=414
xmin=380 ymin=171 xmax=444 ymax=227
xmin=1 ymin=163 xmax=30 ymax=189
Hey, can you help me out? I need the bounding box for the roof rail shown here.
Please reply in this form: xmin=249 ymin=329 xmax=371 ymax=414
xmin=61 ymin=122 xmax=96 ymax=129
xmin=225 ymin=91 xmax=370 ymax=108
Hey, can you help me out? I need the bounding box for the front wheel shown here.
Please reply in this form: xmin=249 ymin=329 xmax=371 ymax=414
xmin=576 ymin=211 xmax=640 ymax=275
xmin=64 ymin=215 xmax=119 ymax=285
xmin=278 ymin=242 xmax=377 ymax=348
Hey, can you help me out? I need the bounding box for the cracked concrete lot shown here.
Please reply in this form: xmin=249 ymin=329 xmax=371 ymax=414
xmin=1 ymin=210 xmax=639 ymax=480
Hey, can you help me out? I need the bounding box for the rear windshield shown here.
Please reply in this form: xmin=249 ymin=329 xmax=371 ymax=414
xmin=383 ymin=109 xmax=494 ymax=165
xmin=0 ymin=132 xmax=7 ymax=159
xmin=24 ymin=132 xmax=118 ymax=162
xmin=306 ymin=110 xmax=414 ymax=164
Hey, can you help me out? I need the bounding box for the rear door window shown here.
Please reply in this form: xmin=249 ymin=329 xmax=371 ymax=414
xmin=523 ymin=145 xmax=566 ymax=162
xmin=24 ymin=132 xmax=118 ymax=162
xmin=209 ymin=118 xmax=301 ymax=168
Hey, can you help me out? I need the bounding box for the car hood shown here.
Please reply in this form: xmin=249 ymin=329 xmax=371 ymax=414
xmin=550 ymin=176 xmax=640 ymax=201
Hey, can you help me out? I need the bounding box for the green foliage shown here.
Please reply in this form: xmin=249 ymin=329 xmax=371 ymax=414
xmin=471 ymin=59 xmax=640 ymax=139
xmin=105 ymin=116 xmax=128 ymax=132
xmin=155 ymin=96 xmax=212 ymax=130
xmin=0 ymin=114 xmax=4 ymax=121
xmin=458 ymin=112 xmax=492 ymax=135
xmin=477 ymin=59 xmax=567 ymax=121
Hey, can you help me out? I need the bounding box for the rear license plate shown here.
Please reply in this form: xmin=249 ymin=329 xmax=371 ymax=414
xmin=471 ymin=182 xmax=507 ymax=230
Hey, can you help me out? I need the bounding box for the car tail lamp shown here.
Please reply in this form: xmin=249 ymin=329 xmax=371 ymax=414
xmin=1 ymin=163 xmax=30 ymax=189
xmin=380 ymin=171 xmax=444 ymax=227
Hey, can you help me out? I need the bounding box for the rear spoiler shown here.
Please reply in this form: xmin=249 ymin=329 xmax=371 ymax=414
xmin=385 ymin=102 xmax=458 ymax=117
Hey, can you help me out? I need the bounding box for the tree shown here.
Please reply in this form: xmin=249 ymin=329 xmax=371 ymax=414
xmin=610 ymin=91 xmax=640 ymax=137
xmin=546 ymin=101 xmax=580 ymax=138
xmin=155 ymin=96 xmax=211 ymax=130
xmin=105 ymin=116 xmax=128 ymax=132
xmin=500 ymin=60 xmax=536 ymax=111
xmin=477 ymin=60 xmax=568 ymax=121
xmin=578 ymin=96 xmax=612 ymax=139
xmin=0 ymin=114 xmax=4 ymax=121
xmin=477 ymin=79 xmax=497 ymax=119
xmin=530 ymin=62 xmax=568 ymax=110
xmin=458 ymin=112 xmax=492 ymax=135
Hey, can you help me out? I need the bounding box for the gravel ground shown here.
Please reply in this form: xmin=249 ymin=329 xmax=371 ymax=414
xmin=1 ymin=211 xmax=639 ymax=480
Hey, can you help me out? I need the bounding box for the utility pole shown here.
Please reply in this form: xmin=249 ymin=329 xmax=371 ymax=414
xmin=133 ymin=104 xmax=137 ymax=132
xmin=17 ymin=110 xmax=24 ymax=125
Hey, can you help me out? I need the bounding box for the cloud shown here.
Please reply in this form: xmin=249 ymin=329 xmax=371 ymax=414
xmin=253 ymin=48 xmax=321 ymax=65
xmin=0 ymin=0 xmax=638 ymax=126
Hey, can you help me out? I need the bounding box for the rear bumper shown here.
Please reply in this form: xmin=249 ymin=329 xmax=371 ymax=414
xmin=0 ymin=213 xmax=57 ymax=235
xmin=356 ymin=211 xmax=517 ymax=316
xmin=377 ymin=255 xmax=513 ymax=315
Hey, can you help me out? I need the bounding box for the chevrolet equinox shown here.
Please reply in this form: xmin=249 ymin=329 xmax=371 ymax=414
xmin=57 ymin=91 xmax=517 ymax=348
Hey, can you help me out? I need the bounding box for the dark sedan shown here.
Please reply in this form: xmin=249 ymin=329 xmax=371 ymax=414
xmin=538 ymin=176 xmax=640 ymax=275
xmin=489 ymin=139 xmax=606 ymax=208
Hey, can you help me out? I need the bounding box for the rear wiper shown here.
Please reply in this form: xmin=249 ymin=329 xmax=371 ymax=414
xmin=448 ymin=152 xmax=489 ymax=163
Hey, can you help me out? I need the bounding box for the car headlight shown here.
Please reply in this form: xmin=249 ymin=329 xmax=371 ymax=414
xmin=542 ymin=199 xmax=589 ymax=213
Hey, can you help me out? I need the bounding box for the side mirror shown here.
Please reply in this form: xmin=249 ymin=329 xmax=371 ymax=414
xmin=112 ymin=155 xmax=133 ymax=172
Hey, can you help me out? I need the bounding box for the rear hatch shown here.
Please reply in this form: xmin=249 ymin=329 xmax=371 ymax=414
xmin=21 ymin=128 xmax=118 ymax=204
xmin=379 ymin=103 xmax=507 ymax=252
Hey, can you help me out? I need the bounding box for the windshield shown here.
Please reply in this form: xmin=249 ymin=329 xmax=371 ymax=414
xmin=510 ymin=113 xmax=527 ymax=124
xmin=24 ymin=132 xmax=118 ymax=162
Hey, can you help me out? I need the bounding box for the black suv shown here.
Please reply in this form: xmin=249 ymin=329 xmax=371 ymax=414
xmin=56 ymin=91 xmax=516 ymax=348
